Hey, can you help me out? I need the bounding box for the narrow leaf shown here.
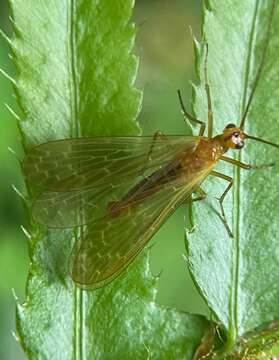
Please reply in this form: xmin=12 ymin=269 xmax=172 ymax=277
xmin=7 ymin=0 xmax=209 ymax=358
xmin=186 ymin=0 xmax=279 ymax=352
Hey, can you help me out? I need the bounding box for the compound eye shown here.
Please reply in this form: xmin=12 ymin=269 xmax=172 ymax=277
xmin=225 ymin=123 xmax=236 ymax=129
xmin=231 ymin=132 xmax=240 ymax=143
xmin=231 ymin=132 xmax=244 ymax=149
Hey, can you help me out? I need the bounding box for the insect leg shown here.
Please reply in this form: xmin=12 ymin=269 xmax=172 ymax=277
xmin=191 ymin=187 xmax=207 ymax=203
xmin=141 ymin=131 xmax=167 ymax=176
xmin=210 ymin=170 xmax=233 ymax=238
xmin=181 ymin=187 xmax=207 ymax=205
xmin=220 ymin=156 xmax=275 ymax=170
xmin=177 ymin=90 xmax=206 ymax=136
xmin=204 ymin=43 xmax=214 ymax=139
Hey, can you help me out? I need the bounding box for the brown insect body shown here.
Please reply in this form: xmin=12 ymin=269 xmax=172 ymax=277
xmin=109 ymin=126 xmax=242 ymax=217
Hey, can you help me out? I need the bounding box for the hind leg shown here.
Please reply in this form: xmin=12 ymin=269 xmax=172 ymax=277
xmin=210 ymin=170 xmax=234 ymax=238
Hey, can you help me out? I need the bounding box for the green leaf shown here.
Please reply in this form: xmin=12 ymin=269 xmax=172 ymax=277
xmin=186 ymin=0 xmax=279 ymax=352
xmin=7 ymin=0 xmax=209 ymax=358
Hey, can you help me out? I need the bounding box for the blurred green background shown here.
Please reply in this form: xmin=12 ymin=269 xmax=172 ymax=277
xmin=0 ymin=1 xmax=207 ymax=359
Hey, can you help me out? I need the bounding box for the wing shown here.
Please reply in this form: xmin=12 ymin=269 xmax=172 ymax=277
xmin=71 ymin=164 xmax=214 ymax=289
xmin=32 ymin=182 xmax=129 ymax=228
xmin=29 ymin=136 xmax=202 ymax=228
xmin=23 ymin=136 xmax=200 ymax=191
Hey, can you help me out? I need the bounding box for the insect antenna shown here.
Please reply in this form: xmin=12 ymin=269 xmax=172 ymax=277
xmin=240 ymin=0 xmax=276 ymax=130
xmin=244 ymin=133 xmax=279 ymax=149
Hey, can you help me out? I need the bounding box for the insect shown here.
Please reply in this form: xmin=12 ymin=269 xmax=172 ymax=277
xmin=23 ymin=0 xmax=278 ymax=289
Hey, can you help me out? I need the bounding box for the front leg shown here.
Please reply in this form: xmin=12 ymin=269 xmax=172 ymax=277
xmin=177 ymin=90 xmax=206 ymax=137
xmin=220 ymin=156 xmax=275 ymax=170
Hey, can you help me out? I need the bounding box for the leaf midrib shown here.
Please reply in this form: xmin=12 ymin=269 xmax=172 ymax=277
xmin=67 ymin=0 xmax=84 ymax=359
xmin=230 ymin=0 xmax=261 ymax=345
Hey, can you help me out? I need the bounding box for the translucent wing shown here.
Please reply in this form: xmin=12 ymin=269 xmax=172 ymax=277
xmin=71 ymin=164 xmax=214 ymax=289
xmin=32 ymin=183 xmax=129 ymax=228
xmin=28 ymin=136 xmax=201 ymax=227
xmin=23 ymin=136 xmax=200 ymax=191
